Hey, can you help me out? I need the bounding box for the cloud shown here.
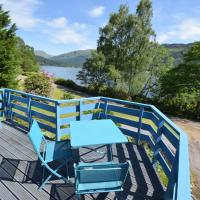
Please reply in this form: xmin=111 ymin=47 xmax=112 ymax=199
xmin=0 ymin=0 xmax=41 ymax=29
xmin=89 ymin=6 xmax=105 ymax=17
xmin=44 ymin=17 xmax=91 ymax=47
xmin=0 ymin=0 xmax=96 ymax=50
xmin=46 ymin=17 xmax=68 ymax=28
xmin=157 ymin=18 xmax=200 ymax=43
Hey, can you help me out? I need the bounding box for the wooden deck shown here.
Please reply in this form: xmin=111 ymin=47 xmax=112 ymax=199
xmin=0 ymin=122 xmax=165 ymax=200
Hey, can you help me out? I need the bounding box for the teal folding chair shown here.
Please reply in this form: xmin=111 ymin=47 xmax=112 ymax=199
xmin=28 ymin=120 xmax=72 ymax=190
xmin=74 ymin=161 xmax=130 ymax=199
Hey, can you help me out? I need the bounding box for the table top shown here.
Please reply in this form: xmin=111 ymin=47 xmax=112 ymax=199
xmin=70 ymin=119 xmax=128 ymax=148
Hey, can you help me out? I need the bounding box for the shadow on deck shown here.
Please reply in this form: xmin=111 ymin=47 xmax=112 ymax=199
xmin=0 ymin=122 xmax=164 ymax=200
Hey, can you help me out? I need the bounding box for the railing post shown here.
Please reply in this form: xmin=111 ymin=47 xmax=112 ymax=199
xmin=164 ymin=151 xmax=178 ymax=200
xmin=137 ymin=106 xmax=144 ymax=144
xmin=0 ymin=90 xmax=3 ymax=128
xmin=56 ymin=101 xmax=61 ymax=141
xmin=5 ymin=90 xmax=11 ymax=120
xmin=103 ymin=100 xmax=108 ymax=119
xmin=76 ymin=100 xmax=82 ymax=121
xmin=0 ymin=89 xmax=5 ymax=119
xmin=152 ymin=119 xmax=164 ymax=165
xmin=27 ymin=95 xmax=32 ymax=130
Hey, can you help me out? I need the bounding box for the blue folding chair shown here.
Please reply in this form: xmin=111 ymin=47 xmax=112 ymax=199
xmin=74 ymin=161 xmax=130 ymax=199
xmin=28 ymin=120 xmax=72 ymax=190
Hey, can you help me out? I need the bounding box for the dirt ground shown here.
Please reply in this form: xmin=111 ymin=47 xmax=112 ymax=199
xmin=171 ymin=117 xmax=200 ymax=199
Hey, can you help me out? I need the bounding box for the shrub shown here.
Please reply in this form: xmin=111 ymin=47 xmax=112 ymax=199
xmin=24 ymin=72 xmax=52 ymax=97
xmin=62 ymin=92 xmax=75 ymax=100
xmin=101 ymin=88 xmax=131 ymax=100
xmin=160 ymin=93 xmax=199 ymax=118
xmin=54 ymin=78 xmax=76 ymax=88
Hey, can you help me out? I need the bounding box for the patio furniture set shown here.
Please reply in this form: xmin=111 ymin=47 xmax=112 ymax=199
xmin=28 ymin=119 xmax=130 ymax=199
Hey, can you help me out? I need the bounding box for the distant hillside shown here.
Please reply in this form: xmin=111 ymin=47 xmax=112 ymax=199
xmin=34 ymin=50 xmax=53 ymax=59
xmin=35 ymin=44 xmax=192 ymax=67
xmin=51 ymin=49 xmax=93 ymax=67
xmin=35 ymin=49 xmax=93 ymax=67
xmin=36 ymin=55 xmax=62 ymax=66
xmin=163 ymin=43 xmax=192 ymax=65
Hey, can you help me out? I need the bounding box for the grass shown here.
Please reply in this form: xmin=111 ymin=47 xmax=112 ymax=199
xmin=51 ymin=86 xmax=83 ymax=100
xmin=141 ymin=141 xmax=169 ymax=187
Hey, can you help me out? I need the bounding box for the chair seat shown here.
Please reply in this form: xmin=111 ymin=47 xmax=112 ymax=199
xmin=77 ymin=181 xmax=123 ymax=194
xmin=74 ymin=161 xmax=130 ymax=197
xmin=45 ymin=140 xmax=71 ymax=163
xmin=78 ymin=161 xmax=113 ymax=167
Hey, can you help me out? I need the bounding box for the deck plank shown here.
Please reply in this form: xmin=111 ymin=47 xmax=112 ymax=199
xmin=0 ymin=124 xmax=77 ymax=200
xmin=0 ymin=122 xmax=164 ymax=200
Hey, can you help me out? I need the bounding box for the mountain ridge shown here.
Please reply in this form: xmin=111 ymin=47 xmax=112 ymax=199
xmin=35 ymin=49 xmax=93 ymax=67
xmin=34 ymin=50 xmax=53 ymax=59
xmin=35 ymin=43 xmax=192 ymax=67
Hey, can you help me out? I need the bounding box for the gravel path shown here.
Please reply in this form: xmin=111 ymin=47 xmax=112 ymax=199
xmin=171 ymin=117 xmax=200 ymax=199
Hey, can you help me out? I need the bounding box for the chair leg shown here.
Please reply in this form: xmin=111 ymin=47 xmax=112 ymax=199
xmin=77 ymin=194 xmax=82 ymax=200
xmin=107 ymin=144 xmax=113 ymax=161
xmin=39 ymin=174 xmax=53 ymax=190
xmin=66 ymin=161 xmax=70 ymax=180
xmin=40 ymin=162 xmax=45 ymax=188
xmin=115 ymin=192 xmax=120 ymax=200
xmin=39 ymin=162 xmax=53 ymax=191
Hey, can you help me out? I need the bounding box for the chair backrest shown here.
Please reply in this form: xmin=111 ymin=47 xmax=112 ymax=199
xmin=75 ymin=162 xmax=129 ymax=186
xmin=28 ymin=120 xmax=44 ymax=154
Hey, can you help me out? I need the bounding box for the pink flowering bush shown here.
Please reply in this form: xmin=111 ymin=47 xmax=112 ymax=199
xmin=24 ymin=72 xmax=52 ymax=97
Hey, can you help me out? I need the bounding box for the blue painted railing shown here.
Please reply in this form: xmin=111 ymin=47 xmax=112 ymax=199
xmin=0 ymin=88 xmax=190 ymax=200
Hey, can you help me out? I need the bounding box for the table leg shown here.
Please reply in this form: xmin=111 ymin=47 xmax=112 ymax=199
xmin=107 ymin=144 xmax=113 ymax=161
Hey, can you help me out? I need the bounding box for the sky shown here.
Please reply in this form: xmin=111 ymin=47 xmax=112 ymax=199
xmin=0 ymin=0 xmax=200 ymax=55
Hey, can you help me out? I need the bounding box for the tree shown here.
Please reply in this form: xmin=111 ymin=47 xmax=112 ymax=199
xmin=77 ymin=0 xmax=173 ymax=98
xmin=160 ymin=42 xmax=200 ymax=96
xmin=16 ymin=37 xmax=39 ymax=72
xmin=0 ymin=5 xmax=20 ymax=88
xmin=97 ymin=0 xmax=171 ymax=96
xmin=77 ymin=51 xmax=120 ymax=91
xmin=160 ymin=42 xmax=200 ymax=118
xmin=141 ymin=43 xmax=174 ymax=97
xmin=183 ymin=41 xmax=200 ymax=63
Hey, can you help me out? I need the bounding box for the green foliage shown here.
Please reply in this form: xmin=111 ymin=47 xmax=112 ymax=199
xmin=77 ymin=51 xmax=119 ymax=91
xmin=160 ymin=42 xmax=200 ymax=119
xmin=141 ymin=43 xmax=174 ymax=97
xmin=62 ymin=92 xmax=75 ymax=100
xmin=184 ymin=42 xmax=200 ymax=63
xmin=24 ymin=72 xmax=52 ymax=97
xmin=55 ymin=78 xmax=130 ymax=100
xmin=55 ymin=78 xmax=76 ymax=88
xmin=54 ymin=78 xmax=89 ymax=93
xmin=16 ymin=37 xmax=39 ymax=72
xmin=97 ymin=1 xmax=156 ymax=95
xmin=0 ymin=5 xmax=20 ymax=88
xmin=78 ymin=0 xmax=173 ymax=97
xmin=163 ymin=43 xmax=191 ymax=65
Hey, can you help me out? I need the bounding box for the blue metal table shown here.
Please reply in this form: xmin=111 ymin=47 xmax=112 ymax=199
xmin=70 ymin=119 xmax=128 ymax=160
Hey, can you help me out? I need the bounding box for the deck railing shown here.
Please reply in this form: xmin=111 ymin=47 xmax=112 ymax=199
xmin=0 ymin=88 xmax=190 ymax=200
